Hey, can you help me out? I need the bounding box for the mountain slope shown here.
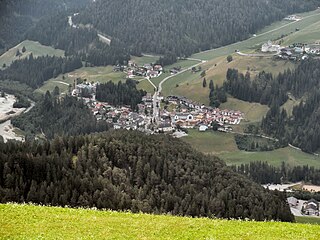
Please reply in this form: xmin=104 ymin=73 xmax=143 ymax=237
xmin=74 ymin=0 xmax=319 ymax=56
xmin=0 ymin=0 xmax=90 ymax=54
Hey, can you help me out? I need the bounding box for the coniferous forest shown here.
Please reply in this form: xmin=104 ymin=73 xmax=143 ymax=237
xmin=233 ymin=161 xmax=320 ymax=185
xmin=224 ymin=59 xmax=320 ymax=153
xmin=0 ymin=54 xmax=82 ymax=88
xmin=73 ymin=0 xmax=318 ymax=57
xmin=12 ymin=92 xmax=108 ymax=140
xmin=0 ymin=0 xmax=90 ymax=54
xmin=96 ymin=80 xmax=146 ymax=110
xmin=0 ymin=130 xmax=294 ymax=222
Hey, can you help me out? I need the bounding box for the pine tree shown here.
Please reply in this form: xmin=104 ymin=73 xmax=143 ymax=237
xmin=202 ymin=78 xmax=207 ymax=88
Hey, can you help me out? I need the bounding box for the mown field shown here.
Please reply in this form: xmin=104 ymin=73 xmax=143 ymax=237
xmin=0 ymin=40 xmax=65 ymax=68
xmin=1 ymin=204 xmax=320 ymax=240
xmin=182 ymin=129 xmax=320 ymax=168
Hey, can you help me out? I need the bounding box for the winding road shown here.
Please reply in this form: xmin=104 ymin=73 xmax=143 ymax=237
xmin=152 ymin=59 xmax=205 ymax=122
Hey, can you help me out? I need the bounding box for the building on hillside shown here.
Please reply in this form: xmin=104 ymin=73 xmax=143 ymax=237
xmin=304 ymin=199 xmax=319 ymax=216
xmin=261 ymin=41 xmax=280 ymax=53
xmin=287 ymin=197 xmax=298 ymax=207
xmin=199 ymin=125 xmax=208 ymax=132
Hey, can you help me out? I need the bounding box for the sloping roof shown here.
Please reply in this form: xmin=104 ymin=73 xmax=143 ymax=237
xmin=287 ymin=197 xmax=298 ymax=206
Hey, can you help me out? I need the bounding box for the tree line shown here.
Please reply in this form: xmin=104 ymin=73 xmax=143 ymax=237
xmin=0 ymin=130 xmax=294 ymax=222
xmin=232 ymin=161 xmax=320 ymax=186
xmin=0 ymin=54 xmax=82 ymax=88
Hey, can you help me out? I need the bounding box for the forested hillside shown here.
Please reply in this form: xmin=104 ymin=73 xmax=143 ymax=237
xmin=0 ymin=131 xmax=293 ymax=222
xmin=0 ymin=54 xmax=82 ymax=88
xmin=11 ymin=91 xmax=108 ymax=140
xmin=224 ymin=59 xmax=320 ymax=153
xmin=74 ymin=0 xmax=319 ymax=57
xmin=96 ymin=80 xmax=146 ymax=110
xmin=0 ymin=0 xmax=90 ymax=54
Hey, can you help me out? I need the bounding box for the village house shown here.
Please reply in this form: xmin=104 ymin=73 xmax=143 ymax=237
xmin=304 ymin=199 xmax=319 ymax=216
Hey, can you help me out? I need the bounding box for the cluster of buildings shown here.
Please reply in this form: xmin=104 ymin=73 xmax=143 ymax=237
xmin=261 ymin=40 xmax=281 ymax=53
xmin=261 ymin=40 xmax=320 ymax=61
xmin=113 ymin=61 xmax=163 ymax=79
xmin=284 ymin=15 xmax=302 ymax=21
xmin=277 ymin=43 xmax=320 ymax=60
xmin=80 ymin=91 xmax=244 ymax=135
xmin=155 ymin=96 xmax=244 ymax=133
xmin=83 ymin=98 xmax=152 ymax=132
xmin=71 ymin=80 xmax=97 ymax=98
xmin=288 ymin=197 xmax=319 ymax=217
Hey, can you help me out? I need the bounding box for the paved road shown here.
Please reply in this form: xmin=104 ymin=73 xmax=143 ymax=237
xmin=236 ymin=51 xmax=277 ymax=57
xmin=152 ymin=61 xmax=204 ymax=123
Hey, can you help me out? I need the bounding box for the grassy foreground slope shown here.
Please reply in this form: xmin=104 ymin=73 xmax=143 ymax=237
xmin=1 ymin=204 xmax=319 ymax=240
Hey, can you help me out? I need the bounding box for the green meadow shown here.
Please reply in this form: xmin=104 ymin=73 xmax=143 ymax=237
xmin=1 ymin=204 xmax=320 ymax=240
xmin=0 ymin=40 xmax=64 ymax=68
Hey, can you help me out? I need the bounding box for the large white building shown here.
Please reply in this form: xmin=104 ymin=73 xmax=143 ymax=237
xmin=261 ymin=41 xmax=280 ymax=53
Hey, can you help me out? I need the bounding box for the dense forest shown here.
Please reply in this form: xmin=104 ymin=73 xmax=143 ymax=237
xmin=0 ymin=130 xmax=293 ymax=222
xmin=233 ymin=161 xmax=320 ymax=185
xmin=73 ymin=0 xmax=318 ymax=57
xmin=0 ymin=54 xmax=82 ymax=88
xmin=12 ymin=91 xmax=108 ymax=140
xmin=96 ymin=80 xmax=146 ymax=110
xmin=0 ymin=0 xmax=90 ymax=54
xmin=224 ymin=59 xmax=320 ymax=153
xmin=223 ymin=69 xmax=288 ymax=106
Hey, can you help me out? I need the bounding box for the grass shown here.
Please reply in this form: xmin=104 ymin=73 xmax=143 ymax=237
xmin=281 ymin=19 xmax=320 ymax=45
xmin=182 ymin=130 xmax=320 ymax=168
xmin=137 ymin=79 xmax=156 ymax=93
xmin=35 ymin=66 xmax=126 ymax=95
xmin=220 ymin=147 xmax=320 ymax=168
xmin=281 ymin=94 xmax=303 ymax=116
xmin=295 ymin=216 xmax=320 ymax=225
xmin=183 ymin=129 xmax=238 ymax=155
xmin=1 ymin=204 xmax=320 ymax=240
xmin=221 ymin=97 xmax=269 ymax=124
xmin=131 ymin=55 xmax=160 ymax=66
xmin=0 ymin=40 xmax=65 ymax=68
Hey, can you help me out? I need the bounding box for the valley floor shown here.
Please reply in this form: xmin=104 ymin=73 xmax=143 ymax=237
xmin=1 ymin=204 xmax=319 ymax=240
